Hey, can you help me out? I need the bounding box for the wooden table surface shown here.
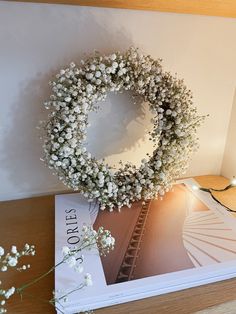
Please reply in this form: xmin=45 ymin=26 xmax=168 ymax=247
xmin=1 ymin=175 xmax=236 ymax=314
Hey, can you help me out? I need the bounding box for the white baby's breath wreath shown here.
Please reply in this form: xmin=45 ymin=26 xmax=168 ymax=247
xmin=41 ymin=47 xmax=204 ymax=211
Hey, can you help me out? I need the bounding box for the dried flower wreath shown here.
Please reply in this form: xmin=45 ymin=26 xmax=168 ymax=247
xmin=41 ymin=48 xmax=204 ymax=210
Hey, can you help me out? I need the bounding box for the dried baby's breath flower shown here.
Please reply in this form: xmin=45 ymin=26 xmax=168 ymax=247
xmin=41 ymin=47 xmax=205 ymax=210
xmin=0 ymin=244 xmax=35 ymax=313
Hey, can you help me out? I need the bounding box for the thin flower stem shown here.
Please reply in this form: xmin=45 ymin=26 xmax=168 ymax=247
xmin=53 ymin=283 xmax=85 ymax=303
xmin=50 ymin=297 xmax=65 ymax=312
xmin=19 ymin=290 xmax=50 ymax=304
xmin=17 ymin=260 xmax=64 ymax=293
xmin=17 ymin=240 xmax=97 ymax=293
xmin=60 ymin=283 xmax=85 ymax=300
xmin=19 ymin=291 xmax=65 ymax=314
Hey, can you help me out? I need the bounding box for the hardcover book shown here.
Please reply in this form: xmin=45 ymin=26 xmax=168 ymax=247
xmin=55 ymin=179 xmax=236 ymax=313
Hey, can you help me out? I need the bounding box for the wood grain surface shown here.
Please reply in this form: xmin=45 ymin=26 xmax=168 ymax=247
xmin=7 ymin=0 xmax=236 ymax=18
xmin=195 ymin=299 xmax=236 ymax=314
xmin=1 ymin=175 xmax=236 ymax=313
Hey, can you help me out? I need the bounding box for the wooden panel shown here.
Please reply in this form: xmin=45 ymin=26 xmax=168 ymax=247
xmin=1 ymin=175 xmax=236 ymax=313
xmin=0 ymin=195 xmax=55 ymax=314
xmin=8 ymin=0 xmax=236 ymax=18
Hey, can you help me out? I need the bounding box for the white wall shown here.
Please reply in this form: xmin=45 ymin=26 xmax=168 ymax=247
xmin=221 ymin=90 xmax=236 ymax=179
xmin=0 ymin=1 xmax=236 ymax=201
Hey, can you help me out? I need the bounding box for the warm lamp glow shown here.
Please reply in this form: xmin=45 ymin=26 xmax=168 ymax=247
xmin=192 ymin=185 xmax=199 ymax=191
xmin=231 ymin=178 xmax=236 ymax=186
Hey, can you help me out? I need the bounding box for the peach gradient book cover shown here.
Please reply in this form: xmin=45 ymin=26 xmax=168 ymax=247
xmin=55 ymin=179 xmax=236 ymax=313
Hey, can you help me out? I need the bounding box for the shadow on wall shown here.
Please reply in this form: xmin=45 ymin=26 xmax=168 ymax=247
xmin=86 ymin=91 xmax=153 ymax=165
xmin=0 ymin=9 xmax=152 ymax=200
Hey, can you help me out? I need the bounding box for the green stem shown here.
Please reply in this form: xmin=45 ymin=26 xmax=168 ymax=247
xmin=52 ymin=283 xmax=85 ymax=304
xmin=19 ymin=291 xmax=65 ymax=314
xmin=17 ymin=260 xmax=64 ymax=293
xmin=17 ymin=240 xmax=97 ymax=293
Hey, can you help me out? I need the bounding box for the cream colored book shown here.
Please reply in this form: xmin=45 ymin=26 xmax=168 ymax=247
xmin=55 ymin=178 xmax=236 ymax=313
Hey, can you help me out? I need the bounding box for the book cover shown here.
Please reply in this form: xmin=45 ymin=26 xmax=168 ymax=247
xmin=55 ymin=179 xmax=236 ymax=313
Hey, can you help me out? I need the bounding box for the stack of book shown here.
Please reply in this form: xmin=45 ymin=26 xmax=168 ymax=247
xmin=55 ymin=178 xmax=236 ymax=313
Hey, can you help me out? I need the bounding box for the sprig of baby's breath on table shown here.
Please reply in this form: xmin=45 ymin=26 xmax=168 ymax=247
xmin=0 ymin=225 xmax=115 ymax=313
xmin=0 ymin=244 xmax=35 ymax=313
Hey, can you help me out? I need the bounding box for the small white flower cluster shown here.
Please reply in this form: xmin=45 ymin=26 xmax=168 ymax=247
xmin=54 ymin=225 xmax=114 ymax=306
xmin=62 ymin=224 xmax=115 ymax=272
xmin=41 ymin=47 xmax=205 ymax=210
xmin=0 ymin=284 xmax=15 ymax=313
xmin=0 ymin=244 xmax=35 ymax=273
xmin=94 ymin=226 xmax=115 ymax=256
xmin=53 ymin=271 xmax=92 ymax=305
xmin=84 ymin=273 xmax=93 ymax=287
xmin=0 ymin=244 xmax=35 ymax=313
xmin=62 ymin=246 xmax=84 ymax=274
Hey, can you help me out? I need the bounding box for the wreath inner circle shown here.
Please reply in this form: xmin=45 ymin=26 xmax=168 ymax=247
xmin=42 ymin=48 xmax=204 ymax=211
xmin=86 ymin=90 xmax=154 ymax=169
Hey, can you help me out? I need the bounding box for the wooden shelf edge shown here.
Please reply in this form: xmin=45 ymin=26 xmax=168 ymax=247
xmin=6 ymin=0 xmax=236 ymax=18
